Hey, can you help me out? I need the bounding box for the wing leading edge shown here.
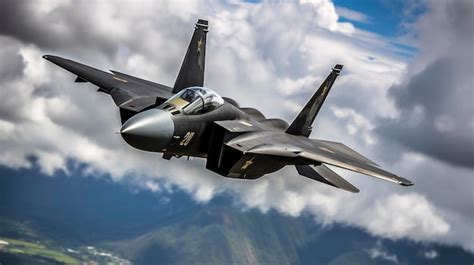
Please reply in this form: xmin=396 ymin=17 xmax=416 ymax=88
xmin=43 ymin=55 xmax=173 ymax=112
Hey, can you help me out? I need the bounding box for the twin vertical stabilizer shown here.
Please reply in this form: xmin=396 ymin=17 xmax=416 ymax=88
xmin=286 ymin=65 xmax=343 ymax=137
xmin=172 ymin=19 xmax=209 ymax=93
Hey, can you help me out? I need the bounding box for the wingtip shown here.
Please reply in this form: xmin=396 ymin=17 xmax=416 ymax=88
xmin=42 ymin=54 xmax=60 ymax=62
xmin=349 ymin=187 xmax=360 ymax=193
xmin=336 ymin=185 xmax=360 ymax=193
xmin=398 ymin=178 xmax=414 ymax=187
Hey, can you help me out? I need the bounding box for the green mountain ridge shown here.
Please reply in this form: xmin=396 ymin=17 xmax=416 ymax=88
xmin=1 ymin=167 xmax=473 ymax=265
xmin=106 ymin=206 xmax=376 ymax=265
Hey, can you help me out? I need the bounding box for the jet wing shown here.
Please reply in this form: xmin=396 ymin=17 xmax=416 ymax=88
xmin=43 ymin=55 xmax=174 ymax=111
xmin=214 ymin=120 xmax=265 ymax=133
xmin=297 ymin=147 xmax=412 ymax=186
xmin=226 ymin=133 xmax=413 ymax=187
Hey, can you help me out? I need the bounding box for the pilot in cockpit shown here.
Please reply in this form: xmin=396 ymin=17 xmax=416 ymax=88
xmin=181 ymin=89 xmax=200 ymax=102
xmin=160 ymin=87 xmax=224 ymax=115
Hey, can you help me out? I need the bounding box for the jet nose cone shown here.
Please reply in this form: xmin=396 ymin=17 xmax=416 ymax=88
xmin=120 ymin=109 xmax=174 ymax=151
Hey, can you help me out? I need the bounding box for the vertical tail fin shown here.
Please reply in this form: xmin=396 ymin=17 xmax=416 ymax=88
xmin=286 ymin=64 xmax=343 ymax=137
xmin=172 ymin=19 xmax=209 ymax=93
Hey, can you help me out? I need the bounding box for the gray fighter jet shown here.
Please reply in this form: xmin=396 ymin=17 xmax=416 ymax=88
xmin=44 ymin=19 xmax=413 ymax=193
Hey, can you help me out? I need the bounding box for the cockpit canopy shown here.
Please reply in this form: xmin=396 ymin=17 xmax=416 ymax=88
xmin=160 ymin=87 xmax=224 ymax=115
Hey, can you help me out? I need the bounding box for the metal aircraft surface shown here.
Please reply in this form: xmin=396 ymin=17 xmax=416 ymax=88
xmin=44 ymin=19 xmax=413 ymax=193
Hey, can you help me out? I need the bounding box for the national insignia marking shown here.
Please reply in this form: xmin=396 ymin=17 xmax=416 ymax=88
xmin=241 ymin=157 xmax=255 ymax=170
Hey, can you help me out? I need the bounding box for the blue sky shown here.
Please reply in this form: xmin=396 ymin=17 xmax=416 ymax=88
xmin=335 ymin=0 xmax=422 ymax=55
xmin=335 ymin=0 xmax=409 ymax=36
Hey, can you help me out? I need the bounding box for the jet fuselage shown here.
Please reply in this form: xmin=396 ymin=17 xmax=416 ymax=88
xmin=120 ymin=101 xmax=245 ymax=157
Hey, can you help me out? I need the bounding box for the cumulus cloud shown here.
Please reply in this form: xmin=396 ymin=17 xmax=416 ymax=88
xmin=367 ymin=241 xmax=399 ymax=263
xmin=335 ymin=6 xmax=370 ymax=23
xmin=422 ymin=249 xmax=438 ymax=260
xmin=360 ymin=193 xmax=449 ymax=240
xmin=377 ymin=0 xmax=474 ymax=169
xmin=0 ymin=0 xmax=472 ymax=252
xmin=331 ymin=106 xmax=376 ymax=145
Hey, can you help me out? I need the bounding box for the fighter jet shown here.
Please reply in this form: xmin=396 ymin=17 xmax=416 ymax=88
xmin=44 ymin=19 xmax=413 ymax=193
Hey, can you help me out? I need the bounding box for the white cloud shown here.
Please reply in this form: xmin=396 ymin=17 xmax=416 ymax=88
xmin=299 ymin=0 xmax=354 ymax=33
xmin=367 ymin=241 xmax=399 ymax=263
xmin=361 ymin=193 xmax=449 ymax=240
xmin=336 ymin=6 xmax=370 ymax=23
xmin=331 ymin=106 xmax=376 ymax=145
xmin=434 ymin=115 xmax=455 ymax=133
xmin=377 ymin=0 xmax=474 ymax=169
xmin=423 ymin=249 xmax=438 ymax=259
xmin=0 ymin=0 xmax=472 ymax=253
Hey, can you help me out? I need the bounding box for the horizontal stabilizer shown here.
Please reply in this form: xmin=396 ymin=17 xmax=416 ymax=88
xmin=296 ymin=164 xmax=359 ymax=193
xmin=74 ymin=76 xmax=87 ymax=82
